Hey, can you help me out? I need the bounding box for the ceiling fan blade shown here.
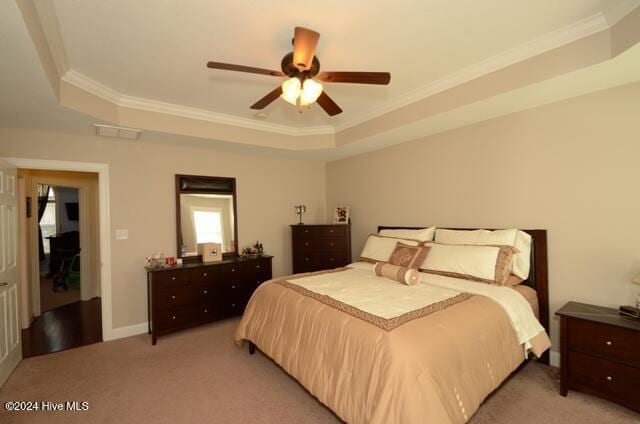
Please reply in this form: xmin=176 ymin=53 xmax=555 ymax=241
xmin=207 ymin=61 xmax=285 ymax=77
xmin=293 ymin=27 xmax=320 ymax=71
xmin=316 ymin=91 xmax=342 ymax=116
xmin=250 ymin=86 xmax=283 ymax=109
xmin=316 ymin=71 xmax=391 ymax=85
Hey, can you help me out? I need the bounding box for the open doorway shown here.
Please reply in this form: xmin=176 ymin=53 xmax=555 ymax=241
xmin=18 ymin=170 xmax=102 ymax=357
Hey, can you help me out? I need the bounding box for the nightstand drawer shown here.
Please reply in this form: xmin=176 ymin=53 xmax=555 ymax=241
xmin=569 ymin=350 xmax=640 ymax=408
xmin=568 ymin=318 xmax=640 ymax=367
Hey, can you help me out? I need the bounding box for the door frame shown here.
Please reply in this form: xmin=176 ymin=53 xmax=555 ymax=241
xmin=29 ymin=179 xmax=93 ymax=316
xmin=0 ymin=158 xmax=114 ymax=340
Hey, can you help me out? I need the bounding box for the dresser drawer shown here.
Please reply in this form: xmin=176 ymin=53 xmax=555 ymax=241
xmin=154 ymin=269 xmax=190 ymax=289
xmin=568 ymin=318 xmax=640 ymax=367
xmin=569 ymin=350 xmax=640 ymax=409
xmin=218 ymin=297 xmax=248 ymax=317
xmin=156 ymin=284 xmax=213 ymax=309
xmin=246 ymin=258 xmax=272 ymax=282
xmin=157 ymin=302 xmax=213 ymax=330
xmin=189 ymin=267 xmax=219 ymax=284
xmin=291 ymin=226 xmax=317 ymax=237
xmin=293 ymin=237 xmax=316 ymax=251
xmin=219 ymin=263 xmax=246 ymax=280
xmin=218 ymin=279 xmax=244 ymax=294
xmin=317 ymin=237 xmax=345 ymax=251
xmin=317 ymin=226 xmax=346 ymax=237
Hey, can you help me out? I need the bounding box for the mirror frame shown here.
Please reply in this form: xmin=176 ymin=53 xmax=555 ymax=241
xmin=175 ymin=174 xmax=238 ymax=261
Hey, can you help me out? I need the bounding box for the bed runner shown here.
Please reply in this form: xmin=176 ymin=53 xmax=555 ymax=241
xmin=273 ymin=267 xmax=472 ymax=331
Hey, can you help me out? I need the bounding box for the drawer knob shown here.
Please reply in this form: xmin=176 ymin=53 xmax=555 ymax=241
xmin=171 ymin=295 xmax=176 ymax=300
xmin=232 ymin=285 xmax=236 ymax=289
xmin=172 ymin=315 xmax=176 ymax=320
xmin=232 ymin=268 xmax=235 ymax=272
xmin=305 ymin=242 xmax=309 ymax=246
xmin=171 ymin=277 xmax=176 ymax=280
xmin=305 ymin=257 xmax=310 ymax=261
xmin=330 ymin=258 xmax=334 ymax=262
xmin=330 ymin=242 xmax=334 ymax=246
xmin=605 ymin=341 xmax=612 ymax=346
xmin=330 ymin=229 xmax=333 ymax=233
xmin=606 ymin=376 xmax=613 ymax=382
xmin=203 ymin=290 xmax=208 ymax=294
xmin=204 ymin=272 xmax=207 ymax=277
xmin=304 ymin=230 xmax=308 ymax=233
xmin=232 ymin=303 xmax=236 ymax=307
xmin=204 ymin=309 xmax=208 ymax=313
xmin=256 ymin=265 xmax=260 ymax=269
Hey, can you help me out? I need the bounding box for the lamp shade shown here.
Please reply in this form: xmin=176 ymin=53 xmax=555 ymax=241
xmin=633 ymin=273 xmax=640 ymax=285
xmin=300 ymin=79 xmax=323 ymax=105
xmin=281 ymin=78 xmax=302 ymax=105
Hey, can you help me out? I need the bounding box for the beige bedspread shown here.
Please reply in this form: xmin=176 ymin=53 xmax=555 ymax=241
xmin=234 ymin=267 xmax=550 ymax=424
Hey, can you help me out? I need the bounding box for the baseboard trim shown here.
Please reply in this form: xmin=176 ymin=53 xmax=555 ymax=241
xmin=550 ymin=350 xmax=560 ymax=367
xmin=104 ymin=322 xmax=148 ymax=341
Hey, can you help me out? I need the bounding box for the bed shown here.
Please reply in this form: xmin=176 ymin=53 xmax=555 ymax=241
xmin=234 ymin=227 xmax=551 ymax=423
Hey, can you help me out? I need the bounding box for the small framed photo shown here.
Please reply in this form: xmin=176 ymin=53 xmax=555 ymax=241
xmin=199 ymin=242 xmax=222 ymax=262
xmin=333 ymin=206 xmax=350 ymax=224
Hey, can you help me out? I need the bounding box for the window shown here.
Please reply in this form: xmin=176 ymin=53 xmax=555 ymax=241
xmin=40 ymin=187 xmax=56 ymax=254
xmin=192 ymin=209 xmax=224 ymax=246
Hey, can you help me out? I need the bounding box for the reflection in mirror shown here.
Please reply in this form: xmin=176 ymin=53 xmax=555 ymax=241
xmin=180 ymin=193 xmax=236 ymax=255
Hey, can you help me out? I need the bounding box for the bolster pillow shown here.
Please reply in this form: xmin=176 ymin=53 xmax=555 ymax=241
xmin=374 ymin=262 xmax=420 ymax=286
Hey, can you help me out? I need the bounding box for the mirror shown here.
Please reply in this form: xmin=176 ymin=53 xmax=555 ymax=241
xmin=176 ymin=175 xmax=238 ymax=259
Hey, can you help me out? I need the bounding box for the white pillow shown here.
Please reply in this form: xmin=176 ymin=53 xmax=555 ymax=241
xmin=434 ymin=229 xmax=531 ymax=279
xmin=421 ymin=242 xmax=516 ymax=285
xmin=359 ymin=234 xmax=420 ymax=263
xmin=378 ymin=226 xmax=436 ymax=242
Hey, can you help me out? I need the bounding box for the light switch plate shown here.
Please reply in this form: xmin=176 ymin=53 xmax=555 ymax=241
xmin=115 ymin=229 xmax=129 ymax=240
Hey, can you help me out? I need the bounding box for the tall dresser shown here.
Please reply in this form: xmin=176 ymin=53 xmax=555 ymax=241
xmin=147 ymin=255 xmax=272 ymax=344
xmin=291 ymin=224 xmax=351 ymax=273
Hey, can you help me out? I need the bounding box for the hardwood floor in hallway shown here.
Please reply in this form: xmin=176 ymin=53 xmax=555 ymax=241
xmin=21 ymin=298 xmax=102 ymax=358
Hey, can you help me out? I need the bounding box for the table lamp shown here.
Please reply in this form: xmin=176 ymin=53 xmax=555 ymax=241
xmin=633 ymin=273 xmax=640 ymax=308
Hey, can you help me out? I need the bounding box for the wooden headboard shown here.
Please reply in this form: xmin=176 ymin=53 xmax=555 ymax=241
xmin=377 ymin=226 xmax=550 ymax=365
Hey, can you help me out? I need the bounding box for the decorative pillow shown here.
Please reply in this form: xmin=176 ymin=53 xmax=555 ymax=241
xmin=378 ymin=226 xmax=436 ymax=242
xmin=359 ymin=234 xmax=420 ymax=263
xmin=420 ymin=242 xmax=517 ymax=285
xmin=388 ymin=242 xmax=430 ymax=269
xmin=374 ymin=262 xmax=420 ymax=286
xmin=434 ymin=229 xmax=531 ymax=280
xmin=504 ymin=274 xmax=525 ymax=287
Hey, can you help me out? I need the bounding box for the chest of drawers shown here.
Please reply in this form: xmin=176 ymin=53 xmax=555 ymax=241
xmin=147 ymin=255 xmax=272 ymax=344
xmin=291 ymin=224 xmax=351 ymax=274
xmin=557 ymin=301 xmax=640 ymax=412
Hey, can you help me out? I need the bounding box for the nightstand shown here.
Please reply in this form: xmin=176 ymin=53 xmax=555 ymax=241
xmin=556 ymin=301 xmax=640 ymax=412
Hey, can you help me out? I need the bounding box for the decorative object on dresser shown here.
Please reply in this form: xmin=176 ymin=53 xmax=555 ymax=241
xmin=332 ymin=206 xmax=350 ymax=224
xmin=147 ymin=256 xmax=272 ymax=345
xmin=291 ymin=224 xmax=351 ymax=273
xmin=556 ymin=301 xmax=640 ymax=412
xmin=294 ymin=205 xmax=306 ymax=225
xmin=176 ymin=174 xmax=238 ymax=264
xmin=632 ymin=272 xmax=640 ymax=308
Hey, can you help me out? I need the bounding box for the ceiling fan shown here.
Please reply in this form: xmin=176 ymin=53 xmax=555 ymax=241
xmin=206 ymin=27 xmax=391 ymax=116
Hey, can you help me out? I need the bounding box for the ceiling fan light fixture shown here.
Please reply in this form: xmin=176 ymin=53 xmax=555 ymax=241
xmin=300 ymin=79 xmax=323 ymax=106
xmin=281 ymin=77 xmax=302 ymax=105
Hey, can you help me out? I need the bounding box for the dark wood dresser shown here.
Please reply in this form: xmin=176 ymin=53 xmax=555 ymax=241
xmin=147 ymin=255 xmax=272 ymax=344
xmin=556 ymin=301 xmax=640 ymax=412
xmin=291 ymin=224 xmax=351 ymax=274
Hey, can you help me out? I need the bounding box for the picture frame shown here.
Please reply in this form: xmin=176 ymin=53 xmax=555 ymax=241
xmin=198 ymin=242 xmax=223 ymax=262
xmin=333 ymin=206 xmax=350 ymax=224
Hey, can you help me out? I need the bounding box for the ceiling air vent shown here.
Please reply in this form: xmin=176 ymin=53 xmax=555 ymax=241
xmin=94 ymin=124 xmax=142 ymax=140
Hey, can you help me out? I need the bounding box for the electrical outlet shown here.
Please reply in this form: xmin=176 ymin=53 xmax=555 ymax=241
xmin=115 ymin=229 xmax=129 ymax=240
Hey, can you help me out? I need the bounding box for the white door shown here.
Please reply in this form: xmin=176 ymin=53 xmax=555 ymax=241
xmin=0 ymin=160 xmax=21 ymax=387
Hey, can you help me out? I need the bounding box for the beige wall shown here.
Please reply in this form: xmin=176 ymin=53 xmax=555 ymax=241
xmin=326 ymin=81 xmax=640 ymax=354
xmin=1 ymin=129 xmax=326 ymax=329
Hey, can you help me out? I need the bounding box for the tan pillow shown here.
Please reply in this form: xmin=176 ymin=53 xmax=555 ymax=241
xmin=359 ymin=234 xmax=421 ymax=264
xmin=374 ymin=262 xmax=420 ymax=286
xmin=434 ymin=229 xmax=532 ymax=280
xmin=420 ymin=242 xmax=517 ymax=285
xmin=504 ymin=274 xmax=525 ymax=287
xmin=388 ymin=242 xmax=430 ymax=269
xmin=379 ymin=226 xmax=436 ymax=242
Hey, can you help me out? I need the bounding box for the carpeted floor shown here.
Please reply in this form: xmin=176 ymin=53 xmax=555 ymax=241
xmin=1 ymin=318 xmax=638 ymax=424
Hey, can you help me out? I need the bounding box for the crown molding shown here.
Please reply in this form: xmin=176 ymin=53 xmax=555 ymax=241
xmin=61 ymin=70 xmax=335 ymax=137
xmin=603 ymin=0 xmax=640 ymax=25
xmin=334 ymin=11 xmax=612 ymax=132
